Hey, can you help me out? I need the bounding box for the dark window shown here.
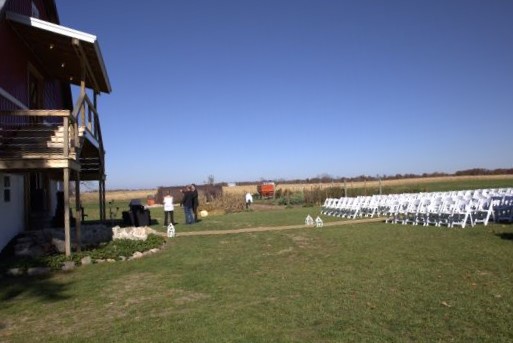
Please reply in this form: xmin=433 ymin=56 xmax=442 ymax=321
xmin=4 ymin=176 xmax=11 ymax=202
xmin=4 ymin=189 xmax=10 ymax=202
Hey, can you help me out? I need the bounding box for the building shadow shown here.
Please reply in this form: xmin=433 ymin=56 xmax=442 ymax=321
xmin=0 ymin=274 xmax=72 ymax=306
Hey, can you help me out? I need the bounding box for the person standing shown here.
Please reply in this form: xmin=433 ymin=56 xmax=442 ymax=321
xmin=181 ymin=186 xmax=194 ymax=224
xmin=191 ymin=184 xmax=199 ymax=222
xmin=245 ymin=192 xmax=253 ymax=209
xmin=163 ymin=191 xmax=175 ymax=226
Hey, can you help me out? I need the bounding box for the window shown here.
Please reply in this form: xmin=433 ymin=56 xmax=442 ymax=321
xmin=4 ymin=176 xmax=10 ymax=202
xmin=28 ymin=68 xmax=43 ymax=109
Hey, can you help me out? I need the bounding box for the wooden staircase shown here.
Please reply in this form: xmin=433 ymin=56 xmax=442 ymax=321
xmin=0 ymin=123 xmax=73 ymax=158
xmin=0 ymin=121 xmax=102 ymax=179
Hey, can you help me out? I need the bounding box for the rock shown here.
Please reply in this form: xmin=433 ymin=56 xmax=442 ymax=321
xmin=119 ymin=256 xmax=127 ymax=261
xmin=27 ymin=267 xmax=51 ymax=276
xmin=81 ymin=256 xmax=92 ymax=265
xmin=132 ymin=251 xmax=143 ymax=259
xmin=95 ymin=259 xmax=106 ymax=263
xmin=149 ymin=248 xmax=159 ymax=254
xmin=14 ymin=241 xmax=45 ymax=258
xmin=107 ymin=259 xmax=116 ymax=263
xmin=112 ymin=226 xmax=158 ymax=241
xmin=7 ymin=268 xmax=23 ymax=276
xmin=62 ymin=261 xmax=76 ymax=272
xmin=51 ymin=237 xmax=66 ymax=253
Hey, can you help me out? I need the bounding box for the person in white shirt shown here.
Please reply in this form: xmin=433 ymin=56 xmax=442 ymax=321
xmin=245 ymin=192 xmax=253 ymax=210
xmin=163 ymin=191 xmax=175 ymax=226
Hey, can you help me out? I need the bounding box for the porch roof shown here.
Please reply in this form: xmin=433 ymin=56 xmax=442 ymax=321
xmin=6 ymin=11 xmax=111 ymax=94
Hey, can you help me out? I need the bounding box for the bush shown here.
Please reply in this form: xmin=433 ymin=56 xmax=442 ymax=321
xmin=277 ymin=193 xmax=304 ymax=206
xmin=202 ymin=194 xmax=245 ymax=214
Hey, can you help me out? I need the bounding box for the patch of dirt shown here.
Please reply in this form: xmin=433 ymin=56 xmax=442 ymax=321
xmin=251 ymin=204 xmax=284 ymax=211
xmin=177 ymin=217 xmax=385 ymax=237
xmin=289 ymin=234 xmax=312 ymax=248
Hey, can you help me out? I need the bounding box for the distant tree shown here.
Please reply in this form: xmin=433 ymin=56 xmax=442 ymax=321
xmin=207 ymin=175 xmax=215 ymax=185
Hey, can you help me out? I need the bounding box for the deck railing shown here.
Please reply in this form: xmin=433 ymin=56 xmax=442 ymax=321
xmin=72 ymin=93 xmax=104 ymax=152
xmin=0 ymin=109 xmax=78 ymax=161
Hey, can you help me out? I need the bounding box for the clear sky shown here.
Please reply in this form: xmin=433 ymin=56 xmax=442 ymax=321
xmin=55 ymin=0 xmax=513 ymax=189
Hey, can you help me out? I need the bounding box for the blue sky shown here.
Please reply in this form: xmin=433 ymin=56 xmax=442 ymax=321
xmin=55 ymin=0 xmax=513 ymax=189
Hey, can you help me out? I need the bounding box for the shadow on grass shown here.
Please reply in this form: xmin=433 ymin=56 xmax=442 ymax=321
xmin=496 ymin=233 xmax=513 ymax=241
xmin=0 ymin=275 xmax=72 ymax=305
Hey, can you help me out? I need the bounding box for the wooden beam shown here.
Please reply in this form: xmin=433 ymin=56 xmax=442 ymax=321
xmin=102 ymin=178 xmax=106 ymax=222
xmin=0 ymin=159 xmax=80 ymax=170
xmin=63 ymin=116 xmax=69 ymax=158
xmin=64 ymin=167 xmax=71 ymax=257
xmin=0 ymin=110 xmax=70 ymax=117
xmin=75 ymin=173 xmax=81 ymax=252
xmin=99 ymin=179 xmax=104 ymax=222
xmin=72 ymin=38 xmax=100 ymax=93
xmin=24 ymin=173 xmax=30 ymax=231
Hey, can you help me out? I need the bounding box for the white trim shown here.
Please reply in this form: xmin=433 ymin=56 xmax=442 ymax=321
xmin=6 ymin=11 xmax=97 ymax=43
xmin=0 ymin=87 xmax=28 ymax=109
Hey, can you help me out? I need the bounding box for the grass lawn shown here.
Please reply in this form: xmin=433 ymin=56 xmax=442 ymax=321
xmin=1 ymin=207 xmax=513 ymax=342
xmin=82 ymin=201 xmax=342 ymax=234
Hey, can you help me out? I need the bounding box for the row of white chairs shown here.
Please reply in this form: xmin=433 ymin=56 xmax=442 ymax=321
xmin=321 ymin=188 xmax=513 ymax=228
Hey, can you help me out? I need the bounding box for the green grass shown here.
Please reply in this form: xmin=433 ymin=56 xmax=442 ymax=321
xmin=150 ymin=206 xmax=343 ymax=233
xmin=1 ymin=208 xmax=513 ymax=342
xmin=81 ymin=200 xmax=340 ymax=233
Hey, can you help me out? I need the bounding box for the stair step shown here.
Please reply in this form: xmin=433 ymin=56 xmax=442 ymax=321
xmin=47 ymin=142 xmax=65 ymax=148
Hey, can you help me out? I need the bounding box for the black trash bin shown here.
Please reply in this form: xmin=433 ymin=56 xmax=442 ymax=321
xmin=125 ymin=199 xmax=151 ymax=226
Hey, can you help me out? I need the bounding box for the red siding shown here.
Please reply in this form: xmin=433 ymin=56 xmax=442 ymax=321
xmin=0 ymin=0 xmax=69 ymax=119
xmin=5 ymin=0 xmax=32 ymax=17
xmin=0 ymin=20 xmax=30 ymax=110
xmin=5 ymin=0 xmax=52 ymax=22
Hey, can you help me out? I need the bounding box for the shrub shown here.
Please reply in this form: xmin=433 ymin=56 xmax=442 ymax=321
xmin=201 ymin=194 xmax=245 ymax=214
xmin=277 ymin=192 xmax=305 ymax=206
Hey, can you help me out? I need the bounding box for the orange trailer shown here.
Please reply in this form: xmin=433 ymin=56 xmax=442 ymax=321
xmin=257 ymin=182 xmax=275 ymax=198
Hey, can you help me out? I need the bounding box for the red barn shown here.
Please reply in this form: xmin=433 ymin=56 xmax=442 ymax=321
xmin=0 ymin=0 xmax=111 ymax=255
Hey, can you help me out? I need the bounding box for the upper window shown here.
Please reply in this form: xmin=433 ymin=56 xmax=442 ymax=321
xmin=28 ymin=65 xmax=44 ymax=110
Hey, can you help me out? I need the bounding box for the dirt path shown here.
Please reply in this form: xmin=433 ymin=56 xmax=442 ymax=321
xmin=173 ymin=217 xmax=385 ymax=237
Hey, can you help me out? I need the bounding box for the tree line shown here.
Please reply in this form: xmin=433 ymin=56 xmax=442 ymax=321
xmin=232 ymin=168 xmax=513 ymax=186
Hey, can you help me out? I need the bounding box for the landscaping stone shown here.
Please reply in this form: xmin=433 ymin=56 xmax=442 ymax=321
xmin=149 ymin=248 xmax=159 ymax=254
xmin=95 ymin=259 xmax=106 ymax=263
xmin=81 ymin=256 xmax=92 ymax=265
xmin=51 ymin=237 xmax=66 ymax=253
xmin=107 ymin=259 xmax=116 ymax=263
xmin=27 ymin=267 xmax=50 ymax=276
xmin=62 ymin=261 xmax=76 ymax=271
xmin=112 ymin=226 xmax=158 ymax=241
xmin=7 ymin=268 xmax=23 ymax=276
xmin=132 ymin=251 xmax=143 ymax=259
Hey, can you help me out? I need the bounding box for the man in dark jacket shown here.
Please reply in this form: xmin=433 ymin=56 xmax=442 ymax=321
xmin=191 ymin=184 xmax=199 ymax=222
xmin=181 ymin=186 xmax=194 ymax=224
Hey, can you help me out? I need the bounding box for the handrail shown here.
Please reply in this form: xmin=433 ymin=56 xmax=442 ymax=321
xmin=71 ymin=93 xmax=104 ymax=151
xmin=0 ymin=109 xmax=77 ymax=160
